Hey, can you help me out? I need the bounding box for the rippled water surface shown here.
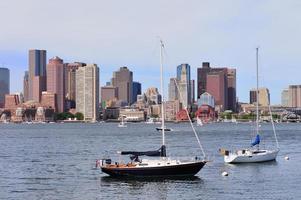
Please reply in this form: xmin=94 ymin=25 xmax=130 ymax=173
xmin=0 ymin=122 xmax=300 ymax=199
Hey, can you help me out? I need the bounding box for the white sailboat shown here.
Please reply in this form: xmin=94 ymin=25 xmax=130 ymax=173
xmin=99 ymin=40 xmax=207 ymax=177
xmin=196 ymin=117 xmax=203 ymax=126
xmin=118 ymin=116 xmax=127 ymax=128
xmin=221 ymin=48 xmax=279 ymax=163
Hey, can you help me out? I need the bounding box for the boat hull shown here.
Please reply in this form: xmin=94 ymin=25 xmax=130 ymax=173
xmin=224 ymin=149 xmax=279 ymax=163
xmin=101 ymin=161 xmax=206 ymax=177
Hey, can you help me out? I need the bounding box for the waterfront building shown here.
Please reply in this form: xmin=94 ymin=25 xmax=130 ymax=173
xmin=197 ymin=92 xmax=215 ymax=108
xmin=288 ymin=85 xmax=301 ymax=107
xmin=197 ymin=62 xmax=236 ymax=112
xmin=206 ymin=69 xmax=228 ymax=111
xmin=145 ymin=87 xmax=161 ymax=105
xmin=132 ymin=81 xmax=141 ymax=103
xmin=28 ymin=49 xmax=47 ymax=102
xmin=250 ymin=87 xmax=270 ymax=106
xmin=46 ymin=56 xmax=65 ymax=113
xmin=41 ymin=91 xmax=57 ymax=110
xmin=165 ymin=100 xmax=181 ymax=121
xmin=168 ymin=78 xmax=178 ymax=101
xmin=227 ymin=69 xmax=237 ymax=111
xmin=23 ymin=71 xmax=29 ymax=102
xmin=195 ymin=105 xmax=216 ymax=122
xmin=119 ymin=108 xmax=145 ymax=122
xmin=101 ymin=86 xmax=118 ymax=108
xmin=76 ymin=64 xmax=99 ymax=121
xmin=4 ymin=94 xmax=20 ymax=110
xmin=111 ymin=66 xmax=133 ymax=105
xmin=0 ymin=67 xmax=10 ymax=108
xmin=65 ymin=62 xmax=86 ymax=105
xmin=281 ymin=89 xmax=289 ymax=107
xmin=177 ymin=64 xmax=191 ymax=108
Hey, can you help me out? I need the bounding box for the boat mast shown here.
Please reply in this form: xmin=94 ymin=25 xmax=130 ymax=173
xmin=256 ymin=47 xmax=259 ymax=144
xmin=160 ymin=40 xmax=166 ymax=148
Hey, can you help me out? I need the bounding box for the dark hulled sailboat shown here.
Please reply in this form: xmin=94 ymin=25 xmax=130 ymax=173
xmin=99 ymin=40 xmax=207 ymax=177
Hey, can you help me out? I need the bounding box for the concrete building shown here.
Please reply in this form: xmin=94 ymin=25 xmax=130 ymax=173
xmin=119 ymin=108 xmax=145 ymax=122
xmin=0 ymin=68 xmax=10 ymax=108
xmin=76 ymin=64 xmax=99 ymax=121
xmin=41 ymin=91 xmax=57 ymax=110
xmin=190 ymin=79 xmax=195 ymax=104
xmin=197 ymin=92 xmax=215 ymax=108
xmin=145 ymin=87 xmax=161 ymax=105
xmin=250 ymin=87 xmax=270 ymax=106
xmin=101 ymin=86 xmax=118 ymax=108
xmin=281 ymin=89 xmax=289 ymax=107
xmin=288 ymin=85 xmax=301 ymax=107
xmin=111 ymin=66 xmax=133 ymax=105
xmin=46 ymin=56 xmax=65 ymax=113
xmin=168 ymin=78 xmax=178 ymax=101
xmin=197 ymin=62 xmax=236 ymax=111
xmin=23 ymin=71 xmax=29 ymax=102
xmin=4 ymin=94 xmax=20 ymax=110
xmin=165 ymin=100 xmax=181 ymax=121
xmin=65 ymin=62 xmax=86 ymax=104
xmin=177 ymin=64 xmax=191 ymax=108
xmin=132 ymin=81 xmax=141 ymax=103
xmin=28 ymin=49 xmax=47 ymax=102
xmin=227 ymin=69 xmax=236 ymax=111
xmin=206 ymin=69 xmax=228 ymax=111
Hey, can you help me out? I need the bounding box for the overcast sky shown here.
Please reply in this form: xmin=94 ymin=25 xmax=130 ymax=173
xmin=1 ymin=0 xmax=301 ymax=104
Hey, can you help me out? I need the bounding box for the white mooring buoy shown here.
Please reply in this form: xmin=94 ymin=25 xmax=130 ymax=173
xmin=222 ymin=171 xmax=229 ymax=176
xmin=284 ymin=156 xmax=289 ymax=160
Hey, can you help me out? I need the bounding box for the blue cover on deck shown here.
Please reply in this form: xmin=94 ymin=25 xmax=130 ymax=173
xmin=251 ymin=134 xmax=260 ymax=146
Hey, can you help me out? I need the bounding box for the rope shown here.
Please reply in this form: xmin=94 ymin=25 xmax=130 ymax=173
xmin=173 ymin=79 xmax=206 ymax=158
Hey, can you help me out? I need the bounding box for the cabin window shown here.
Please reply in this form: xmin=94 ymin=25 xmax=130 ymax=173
xmin=139 ymin=163 xmax=148 ymax=166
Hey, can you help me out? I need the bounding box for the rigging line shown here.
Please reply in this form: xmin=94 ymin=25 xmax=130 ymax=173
xmin=268 ymin=103 xmax=279 ymax=149
xmin=173 ymin=79 xmax=206 ymax=158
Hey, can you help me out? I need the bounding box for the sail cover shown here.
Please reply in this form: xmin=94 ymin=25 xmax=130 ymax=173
xmin=120 ymin=145 xmax=166 ymax=157
xmin=251 ymin=134 xmax=260 ymax=146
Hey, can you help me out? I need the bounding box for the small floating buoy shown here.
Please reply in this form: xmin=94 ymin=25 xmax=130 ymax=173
xmin=284 ymin=156 xmax=289 ymax=160
xmin=222 ymin=171 xmax=229 ymax=176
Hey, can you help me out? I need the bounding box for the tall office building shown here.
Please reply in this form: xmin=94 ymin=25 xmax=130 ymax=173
xmin=28 ymin=49 xmax=47 ymax=102
xmin=227 ymin=69 xmax=236 ymax=111
xmin=23 ymin=71 xmax=29 ymax=102
xmin=46 ymin=56 xmax=65 ymax=113
xmin=206 ymin=70 xmax=228 ymax=110
xmin=281 ymin=89 xmax=289 ymax=107
xmin=197 ymin=62 xmax=236 ymax=111
xmin=177 ymin=64 xmax=191 ymax=108
xmin=132 ymin=81 xmax=141 ymax=103
xmin=111 ymin=66 xmax=133 ymax=105
xmin=249 ymin=87 xmax=270 ymax=106
xmin=65 ymin=62 xmax=86 ymax=102
xmin=190 ymin=80 xmax=195 ymax=103
xmin=76 ymin=64 xmax=99 ymax=121
xmin=168 ymin=78 xmax=178 ymax=101
xmin=288 ymin=85 xmax=301 ymax=107
xmin=0 ymin=68 xmax=10 ymax=108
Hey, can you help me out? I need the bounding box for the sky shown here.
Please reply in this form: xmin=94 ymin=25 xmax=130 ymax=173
xmin=1 ymin=0 xmax=301 ymax=104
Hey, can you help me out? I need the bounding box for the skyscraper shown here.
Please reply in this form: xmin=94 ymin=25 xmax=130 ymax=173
xmin=23 ymin=71 xmax=29 ymax=102
xmin=168 ymin=78 xmax=178 ymax=101
xmin=46 ymin=56 xmax=65 ymax=113
xmin=28 ymin=49 xmax=47 ymax=102
xmin=288 ymin=85 xmax=301 ymax=107
xmin=249 ymin=87 xmax=270 ymax=106
xmin=76 ymin=64 xmax=99 ymax=121
xmin=227 ymin=69 xmax=236 ymax=111
xmin=197 ymin=62 xmax=236 ymax=111
xmin=111 ymin=66 xmax=133 ymax=105
xmin=281 ymin=89 xmax=289 ymax=107
xmin=132 ymin=81 xmax=142 ymax=103
xmin=206 ymin=70 xmax=228 ymax=110
xmin=65 ymin=62 xmax=86 ymax=102
xmin=177 ymin=64 xmax=191 ymax=108
xmin=0 ymin=68 xmax=10 ymax=108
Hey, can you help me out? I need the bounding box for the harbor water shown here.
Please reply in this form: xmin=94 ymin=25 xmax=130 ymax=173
xmin=0 ymin=122 xmax=300 ymax=199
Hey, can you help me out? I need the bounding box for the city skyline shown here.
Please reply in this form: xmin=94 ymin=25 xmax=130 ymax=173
xmin=1 ymin=1 xmax=301 ymax=104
